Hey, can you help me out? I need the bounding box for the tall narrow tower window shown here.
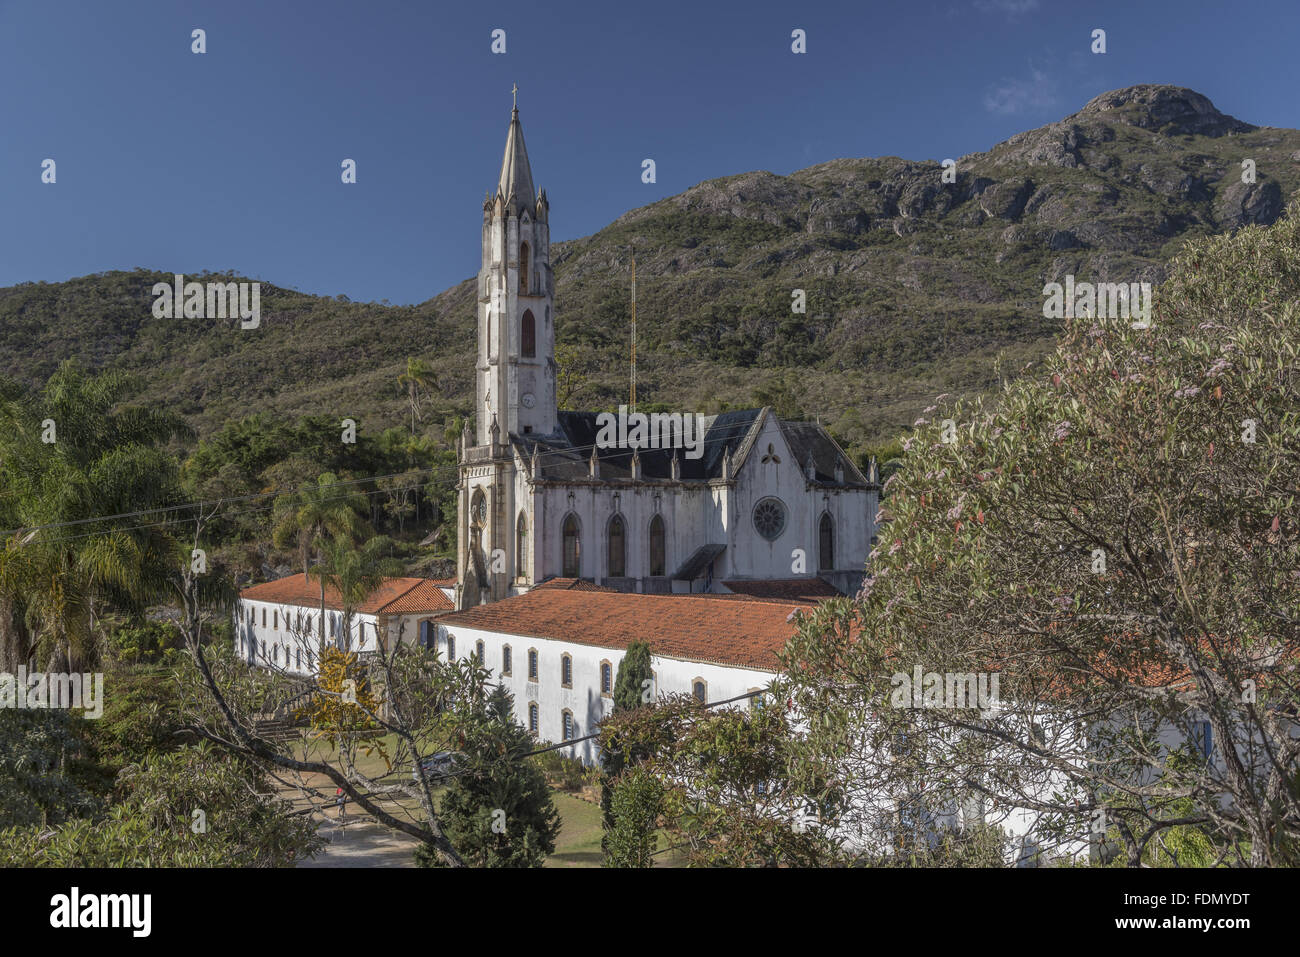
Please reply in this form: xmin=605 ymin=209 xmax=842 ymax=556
xmin=819 ymin=512 xmax=835 ymax=571
xmin=516 ymin=511 xmax=529 ymax=580
xmin=521 ymin=309 xmax=536 ymax=358
xmin=649 ymin=514 xmax=665 ymax=577
xmin=562 ymin=514 xmax=581 ymax=578
xmin=608 ymin=514 xmax=626 ymax=578
xmin=519 ymin=243 xmax=530 ymax=294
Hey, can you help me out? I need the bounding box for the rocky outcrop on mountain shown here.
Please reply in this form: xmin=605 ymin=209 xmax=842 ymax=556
xmin=1073 ymin=85 xmax=1255 ymax=137
xmin=1216 ymin=179 xmax=1285 ymax=229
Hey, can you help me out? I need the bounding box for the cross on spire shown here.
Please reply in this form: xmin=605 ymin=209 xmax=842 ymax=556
xmin=512 ymin=83 xmax=518 ymax=111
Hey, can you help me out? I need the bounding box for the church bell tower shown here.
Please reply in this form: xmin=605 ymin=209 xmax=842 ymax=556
xmin=476 ymin=89 xmax=557 ymax=444
xmin=458 ymin=90 xmax=554 ymax=610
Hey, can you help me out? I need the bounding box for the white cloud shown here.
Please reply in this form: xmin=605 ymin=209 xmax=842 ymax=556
xmin=983 ymin=68 xmax=1058 ymax=115
xmin=974 ymin=0 xmax=1041 ymax=13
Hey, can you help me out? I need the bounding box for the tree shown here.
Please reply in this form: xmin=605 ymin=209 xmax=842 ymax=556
xmin=781 ymin=204 xmax=1300 ymax=867
xmin=0 ymin=742 xmax=322 ymax=867
xmin=417 ymin=684 xmax=560 ymax=867
xmin=0 ymin=709 xmax=98 ymax=828
xmin=0 ymin=362 xmax=188 ymax=671
xmin=612 ymin=640 xmax=654 ymax=712
xmin=271 ymin=472 xmax=369 ymax=577
xmin=271 ymin=472 xmax=370 ymax=653
xmin=555 ymin=341 xmax=594 ymax=410
xmin=603 ymin=764 xmax=664 ymax=867
xmin=307 ymin=536 xmax=403 ymax=657
xmin=173 ymin=515 xmax=472 ymax=866
xmin=598 ymin=692 xmax=841 ymax=866
xmin=601 ymin=640 xmax=655 ymax=855
xmin=397 ymin=356 xmax=438 ymax=448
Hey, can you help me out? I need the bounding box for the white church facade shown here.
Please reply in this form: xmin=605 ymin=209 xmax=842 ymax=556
xmin=455 ymin=100 xmax=881 ymax=610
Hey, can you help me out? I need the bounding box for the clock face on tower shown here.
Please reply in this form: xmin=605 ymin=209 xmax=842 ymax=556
xmin=521 ymin=392 xmax=536 ymax=409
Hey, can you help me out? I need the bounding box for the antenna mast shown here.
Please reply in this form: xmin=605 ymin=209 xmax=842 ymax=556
xmin=630 ymin=249 xmax=637 ymax=414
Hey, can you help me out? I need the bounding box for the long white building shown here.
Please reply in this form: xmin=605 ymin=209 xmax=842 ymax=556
xmin=235 ymin=574 xmax=455 ymax=675
xmin=434 ymin=582 xmax=799 ymax=764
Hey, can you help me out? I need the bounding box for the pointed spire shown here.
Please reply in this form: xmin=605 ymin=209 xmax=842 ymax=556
xmin=498 ymin=89 xmax=536 ymax=216
xmin=670 ymin=447 xmax=681 ymax=481
xmin=589 ymin=446 xmax=600 ymax=479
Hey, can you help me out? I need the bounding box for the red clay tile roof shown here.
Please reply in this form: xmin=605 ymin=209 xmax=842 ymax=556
xmin=240 ymin=573 xmax=454 ymax=615
xmin=723 ymin=578 xmax=843 ymax=602
xmin=532 ymin=577 xmax=619 ymax=593
xmin=437 ymin=589 xmax=809 ymax=671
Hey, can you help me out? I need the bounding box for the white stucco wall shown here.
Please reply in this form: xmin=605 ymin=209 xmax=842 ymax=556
xmin=234 ymin=598 xmax=442 ymax=676
xmin=435 ymin=620 xmax=776 ymax=765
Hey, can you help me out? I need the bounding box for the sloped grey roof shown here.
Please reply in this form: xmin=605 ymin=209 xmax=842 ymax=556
xmin=778 ymin=421 xmax=869 ymax=485
xmin=511 ymin=408 xmax=871 ymax=488
xmin=674 ymin=543 xmax=727 ymax=581
xmin=515 ymin=409 xmax=761 ymax=481
xmin=498 ymin=107 xmax=536 ymax=214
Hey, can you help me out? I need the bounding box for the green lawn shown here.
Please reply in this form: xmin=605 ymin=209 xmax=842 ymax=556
xmin=546 ymin=792 xmax=605 ymax=867
xmin=291 ymin=735 xmax=676 ymax=867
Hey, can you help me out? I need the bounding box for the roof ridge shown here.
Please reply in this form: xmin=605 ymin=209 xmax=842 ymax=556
xmin=373 ymin=579 xmax=425 ymax=612
xmin=727 ymin=406 xmax=768 ymax=475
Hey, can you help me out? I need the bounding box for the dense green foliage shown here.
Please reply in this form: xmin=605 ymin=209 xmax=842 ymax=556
xmin=612 ymin=640 xmax=654 ymax=713
xmin=0 ymin=710 xmax=98 ymax=827
xmin=0 ymin=743 xmax=322 ymax=867
xmin=603 ymin=765 xmax=664 ymax=868
xmin=416 ymin=686 xmax=561 ymax=868
xmin=778 ymin=202 xmax=1300 ymax=866
xmin=0 ymin=361 xmax=189 ymax=670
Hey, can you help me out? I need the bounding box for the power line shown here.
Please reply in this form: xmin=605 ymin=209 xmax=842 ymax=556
xmin=0 ymin=416 xmax=800 ymax=541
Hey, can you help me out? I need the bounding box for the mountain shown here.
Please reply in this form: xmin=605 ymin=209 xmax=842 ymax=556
xmin=1 ymin=85 xmax=1296 ymax=457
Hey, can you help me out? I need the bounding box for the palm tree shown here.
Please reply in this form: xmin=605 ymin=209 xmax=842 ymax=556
xmin=397 ymin=357 xmax=438 ymax=440
xmin=271 ymin=473 xmax=369 ymax=650
xmin=308 ymin=537 xmax=403 ymax=658
xmin=0 ymin=362 xmax=187 ymax=670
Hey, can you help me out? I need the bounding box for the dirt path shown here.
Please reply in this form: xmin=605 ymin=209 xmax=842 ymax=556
xmin=299 ymin=813 xmax=420 ymax=868
xmin=278 ymin=770 xmax=421 ymax=868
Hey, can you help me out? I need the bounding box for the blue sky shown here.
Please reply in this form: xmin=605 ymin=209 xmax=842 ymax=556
xmin=2 ymin=0 xmax=1297 ymax=304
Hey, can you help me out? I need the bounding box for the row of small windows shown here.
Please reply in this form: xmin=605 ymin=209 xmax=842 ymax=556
xmin=442 ymin=637 xmax=617 ymax=700
xmin=558 ymin=509 xmax=836 ymax=578
xmin=440 ymin=636 xmax=766 ymax=735
xmin=562 ymin=513 xmax=666 ymax=579
xmin=241 ymin=636 xmax=309 ymax=672
xmin=246 ymin=604 xmax=351 ymax=638
xmin=488 ymin=502 xmax=835 ymax=578
xmin=526 ymin=705 xmax=575 ymax=742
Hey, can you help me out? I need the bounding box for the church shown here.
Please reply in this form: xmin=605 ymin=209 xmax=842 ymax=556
xmin=455 ymin=98 xmax=880 ymax=610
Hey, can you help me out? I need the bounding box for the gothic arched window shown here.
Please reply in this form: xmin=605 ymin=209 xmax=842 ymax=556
xmin=819 ymin=512 xmax=835 ymax=572
xmin=649 ymin=514 xmax=666 ymax=577
xmin=562 ymin=514 xmax=581 ymax=578
xmin=516 ymin=512 xmax=528 ymax=579
xmin=608 ymin=514 xmax=626 ymax=578
xmin=521 ymin=309 xmax=536 ymax=358
xmin=519 ymin=243 xmax=530 ymax=295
